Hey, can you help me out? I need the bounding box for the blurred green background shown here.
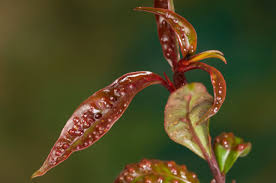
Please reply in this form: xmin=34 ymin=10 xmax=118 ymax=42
xmin=1 ymin=0 xmax=275 ymax=182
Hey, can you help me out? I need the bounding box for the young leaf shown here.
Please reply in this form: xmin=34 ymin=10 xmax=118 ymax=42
xmin=115 ymin=159 xmax=199 ymax=183
xmin=154 ymin=0 xmax=180 ymax=68
xmin=164 ymin=82 xmax=213 ymax=159
xmin=135 ymin=7 xmax=197 ymax=58
xmin=214 ymin=132 xmax=252 ymax=174
xmin=188 ymin=50 xmax=227 ymax=64
xmin=32 ymin=71 xmax=166 ymax=178
xmin=177 ymin=62 xmax=226 ymax=125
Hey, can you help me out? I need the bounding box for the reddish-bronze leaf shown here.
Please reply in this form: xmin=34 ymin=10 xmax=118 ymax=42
xmin=135 ymin=7 xmax=197 ymax=58
xmin=115 ymin=159 xmax=199 ymax=183
xmin=154 ymin=0 xmax=180 ymax=68
xmin=177 ymin=62 xmax=226 ymax=124
xmin=32 ymin=72 xmax=165 ymax=178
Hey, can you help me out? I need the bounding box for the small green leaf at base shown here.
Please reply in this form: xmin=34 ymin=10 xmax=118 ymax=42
xmin=115 ymin=159 xmax=199 ymax=183
xmin=214 ymin=132 xmax=252 ymax=174
xmin=164 ymin=83 xmax=213 ymax=159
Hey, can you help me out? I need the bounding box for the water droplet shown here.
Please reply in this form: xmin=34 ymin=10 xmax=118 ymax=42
xmin=157 ymin=177 xmax=164 ymax=183
xmin=222 ymin=139 xmax=229 ymax=148
xmin=83 ymin=121 xmax=90 ymax=128
xmin=83 ymin=142 xmax=88 ymax=147
xmin=161 ymin=35 xmax=169 ymax=43
xmin=69 ymin=129 xmax=76 ymax=136
xmin=125 ymin=175 xmax=133 ymax=182
xmin=127 ymin=167 xmax=135 ymax=174
xmin=62 ymin=143 xmax=69 ymax=149
xmin=106 ymin=124 xmax=111 ymax=128
xmin=167 ymin=161 xmax=174 ymax=167
xmin=120 ymin=91 xmax=126 ymax=96
xmin=110 ymin=96 xmax=116 ymax=101
xmin=213 ymin=107 xmax=218 ymax=113
xmin=55 ymin=149 xmax=63 ymax=156
xmin=114 ymin=89 xmax=120 ymax=97
xmin=73 ymin=117 xmax=80 ymax=124
xmin=95 ymin=113 xmax=102 ymax=119
xmin=170 ymin=168 xmax=177 ymax=175
xmin=145 ymin=179 xmax=152 ymax=183
xmin=74 ymin=130 xmax=83 ymax=136
xmin=98 ymin=126 xmax=104 ymax=131
xmin=173 ymin=19 xmax=179 ymax=23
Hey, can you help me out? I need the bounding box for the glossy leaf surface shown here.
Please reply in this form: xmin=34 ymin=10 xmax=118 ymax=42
xmin=115 ymin=159 xmax=199 ymax=183
xmin=135 ymin=7 xmax=197 ymax=58
xmin=188 ymin=50 xmax=227 ymax=64
xmin=214 ymin=132 xmax=252 ymax=174
xmin=154 ymin=0 xmax=180 ymax=68
xmin=164 ymin=83 xmax=213 ymax=159
xmin=32 ymin=71 xmax=165 ymax=178
xmin=177 ymin=62 xmax=226 ymax=125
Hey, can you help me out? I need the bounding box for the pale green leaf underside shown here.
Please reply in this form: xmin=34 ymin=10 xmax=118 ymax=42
xmin=164 ymin=83 xmax=213 ymax=159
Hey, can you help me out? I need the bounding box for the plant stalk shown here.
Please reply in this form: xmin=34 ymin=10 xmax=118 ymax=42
xmin=185 ymin=99 xmax=225 ymax=183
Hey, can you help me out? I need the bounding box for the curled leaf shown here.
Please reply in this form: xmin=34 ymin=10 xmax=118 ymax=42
xmin=115 ymin=159 xmax=199 ymax=183
xmin=164 ymin=82 xmax=213 ymax=159
xmin=135 ymin=7 xmax=197 ymax=58
xmin=177 ymin=62 xmax=226 ymax=125
xmin=154 ymin=0 xmax=180 ymax=68
xmin=188 ymin=50 xmax=227 ymax=64
xmin=214 ymin=132 xmax=252 ymax=174
xmin=32 ymin=71 xmax=165 ymax=178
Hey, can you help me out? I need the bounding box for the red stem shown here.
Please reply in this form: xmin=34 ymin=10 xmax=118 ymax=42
xmin=157 ymin=74 xmax=176 ymax=93
xmin=180 ymin=67 xmax=225 ymax=183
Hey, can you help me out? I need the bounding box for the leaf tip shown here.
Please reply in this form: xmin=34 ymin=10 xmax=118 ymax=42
xmin=133 ymin=7 xmax=143 ymax=11
xmin=31 ymin=162 xmax=49 ymax=179
xmin=31 ymin=169 xmax=43 ymax=179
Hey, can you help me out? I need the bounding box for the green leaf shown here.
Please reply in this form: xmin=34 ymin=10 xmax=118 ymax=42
xmin=214 ymin=132 xmax=252 ymax=174
xmin=115 ymin=159 xmax=199 ymax=183
xmin=164 ymin=83 xmax=213 ymax=159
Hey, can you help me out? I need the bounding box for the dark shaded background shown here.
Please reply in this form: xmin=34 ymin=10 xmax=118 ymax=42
xmin=1 ymin=0 xmax=275 ymax=182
